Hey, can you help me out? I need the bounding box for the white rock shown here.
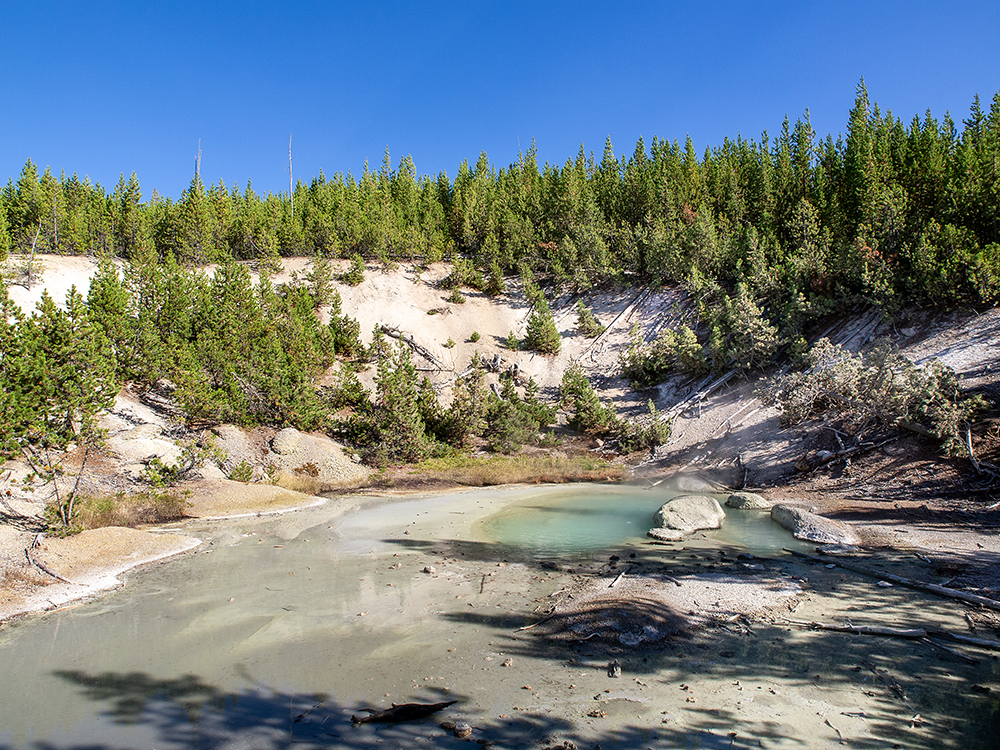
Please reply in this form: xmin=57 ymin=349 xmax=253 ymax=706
xmin=771 ymin=504 xmax=862 ymax=546
xmin=648 ymin=494 xmax=726 ymax=540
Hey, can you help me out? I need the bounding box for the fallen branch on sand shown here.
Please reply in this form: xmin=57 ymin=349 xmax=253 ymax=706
xmin=24 ymin=547 xmax=74 ymax=584
xmin=781 ymin=618 xmax=927 ymax=638
xmin=783 ymin=549 xmax=1000 ymax=613
xmin=515 ymin=611 xmax=557 ymax=631
xmin=783 ymin=616 xmax=1000 ymax=652
xmin=925 ymin=629 xmax=1000 ymax=652
xmin=920 ymin=637 xmax=979 ymax=665
xmin=351 ymin=700 xmax=458 ymax=724
xmin=609 ymin=564 xmax=632 ymax=588
xmin=781 ymin=618 xmax=996 ymax=664
xmin=380 ymin=325 xmax=447 ymax=370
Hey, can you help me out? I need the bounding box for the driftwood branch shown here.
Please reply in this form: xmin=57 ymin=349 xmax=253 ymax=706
xmin=919 ymin=637 xmax=979 ymax=664
xmin=609 ymin=564 xmax=632 ymax=588
xmin=811 ymin=435 xmax=900 ymax=471
xmin=781 ymin=618 xmax=927 ymax=639
xmin=516 ymin=611 xmax=557 ymax=631
xmin=784 ymin=549 xmax=1000 ymax=612
xmin=25 ymin=547 xmax=74 ymax=584
xmin=782 ymin=618 xmax=985 ymax=664
xmin=926 ymin=629 xmax=1000 ymax=652
xmin=662 ymin=370 xmax=738 ymax=422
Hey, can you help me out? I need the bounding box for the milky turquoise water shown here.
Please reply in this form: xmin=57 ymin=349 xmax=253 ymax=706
xmin=477 ymin=483 xmax=807 ymax=556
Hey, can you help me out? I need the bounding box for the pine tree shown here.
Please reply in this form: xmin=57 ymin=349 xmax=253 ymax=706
xmin=373 ymin=342 xmax=428 ymax=463
xmin=524 ymin=293 xmax=561 ymax=354
xmin=0 ymin=194 xmax=11 ymax=263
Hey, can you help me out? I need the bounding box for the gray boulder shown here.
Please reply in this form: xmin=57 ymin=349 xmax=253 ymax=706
xmin=271 ymin=428 xmax=303 ymax=455
xmin=771 ymin=504 xmax=861 ymax=546
xmin=648 ymin=494 xmax=726 ymax=541
xmin=268 ymin=427 xmax=370 ymax=489
xmin=725 ymin=491 xmax=773 ymax=510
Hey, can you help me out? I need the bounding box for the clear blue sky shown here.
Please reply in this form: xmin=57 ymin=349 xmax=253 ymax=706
xmin=2 ymin=1 xmax=998 ymax=199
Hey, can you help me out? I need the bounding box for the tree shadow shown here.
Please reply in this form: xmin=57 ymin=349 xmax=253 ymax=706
xmin=380 ymin=533 xmax=1000 ymax=749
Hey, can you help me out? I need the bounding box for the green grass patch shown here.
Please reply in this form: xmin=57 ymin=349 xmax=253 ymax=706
xmin=71 ymin=491 xmax=190 ymax=530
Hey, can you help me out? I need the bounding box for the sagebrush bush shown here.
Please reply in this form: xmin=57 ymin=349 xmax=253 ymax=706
xmin=757 ymin=338 xmax=985 ymax=454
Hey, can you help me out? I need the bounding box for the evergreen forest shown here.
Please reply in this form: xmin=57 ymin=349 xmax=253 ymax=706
xmin=2 ymin=82 xmax=1000 ymax=467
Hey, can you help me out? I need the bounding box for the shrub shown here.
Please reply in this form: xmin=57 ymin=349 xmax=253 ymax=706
xmin=142 ymin=436 xmax=226 ymax=487
xmin=575 ymin=300 xmax=605 ymax=338
xmin=229 ymin=459 xmax=254 ymax=483
xmin=447 ymin=288 xmax=466 ymax=304
xmin=619 ymin=324 xmax=708 ymax=386
xmin=441 ymin=258 xmax=485 ymax=291
xmin=485 ymin=377 xmax=557 ymax=453
xmin=340 ymin=253 xmax=365 ymax=286
xmin=469 ymin=331 xmax=480 ymax=343
xmin=757 ymin=338 xmax=985 ymax=455
xmin=616 ymin=401 xmax=672 ymax=453
xmin=71 ymin=491 xmax=189 ymax=530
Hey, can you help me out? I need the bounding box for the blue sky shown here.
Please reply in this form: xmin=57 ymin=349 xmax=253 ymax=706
xmin=2 ymin=1 xmax=998 ymax=199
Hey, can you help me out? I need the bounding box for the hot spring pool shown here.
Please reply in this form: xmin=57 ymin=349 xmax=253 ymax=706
xmin=476 ymin=483 xmax=807 ymax=556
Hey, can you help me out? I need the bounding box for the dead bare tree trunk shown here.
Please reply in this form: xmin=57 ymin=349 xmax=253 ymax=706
xmin=27 ymin=221 xmax=41 ymax=289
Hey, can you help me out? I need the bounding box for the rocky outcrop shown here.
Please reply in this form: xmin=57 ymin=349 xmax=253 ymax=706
xmin=725 ymin=491 xmax=773 ymax=510
xmin=266 ymin=427 xmax=370 ymax=489
xmin=208 ymin=425 xmax=370 ymax=489
xmin=648 ymin=494 xmax=726 ymax=542
xmin=771 ymin=504 xmax=861 ymax=546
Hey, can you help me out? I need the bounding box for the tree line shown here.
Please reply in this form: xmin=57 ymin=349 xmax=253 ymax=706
xmin=2 ymin=82 xmax=999 ymax=476
xmin=3 ymin=82 xmax=998 ymax=318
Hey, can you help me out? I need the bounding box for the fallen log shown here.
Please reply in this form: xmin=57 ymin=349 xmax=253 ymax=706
xmin=351 ymin=699 xmax=458 ymax=724
xmin=783 ymin=549 xmax=1000 ymax=613
xmin=781 ymin=618 xmax=927 ymax=639
xmin=920 ymin=637 xmax=979 ymax=665
xmin=25 ymin=548 xmax=74 ymax=584
xmin=926 ymin=630 xmax=1000 ymax=652
xmin=380 ymin=325 xmax=447 ymax=370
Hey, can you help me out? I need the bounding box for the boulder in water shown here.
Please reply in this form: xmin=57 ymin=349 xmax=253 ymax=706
xmin=771 ymin=504 xmax=861 ymax=546
xmin=725 ymin=491 xmax=773 ymax=510
xmin=648 ymin=494 xmax=726 ymax=541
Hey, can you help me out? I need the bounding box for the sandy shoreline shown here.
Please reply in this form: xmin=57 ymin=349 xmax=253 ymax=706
xmin=0 ymin=478 xmax=339 ymax=624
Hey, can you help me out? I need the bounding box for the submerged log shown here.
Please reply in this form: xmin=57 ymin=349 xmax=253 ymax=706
xmin=351 ymin=699 xmax=458 ymax=724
